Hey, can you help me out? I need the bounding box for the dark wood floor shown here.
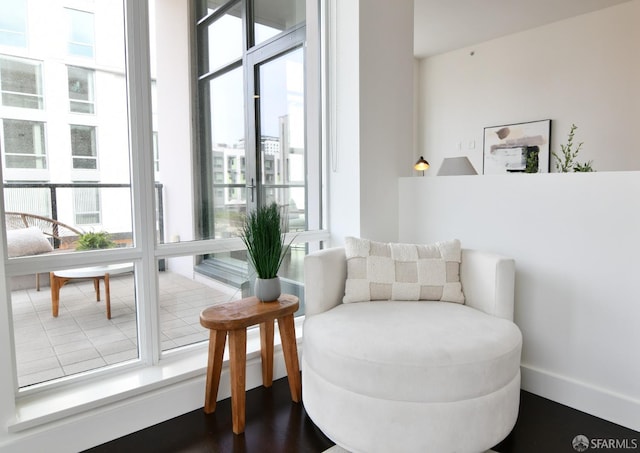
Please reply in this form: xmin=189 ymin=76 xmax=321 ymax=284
xmin=86 ymin=376 xmax=639 ymax=453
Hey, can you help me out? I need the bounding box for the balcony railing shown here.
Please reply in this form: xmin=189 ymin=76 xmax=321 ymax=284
xmin=3 ymin=182 xmax=165 ymax=244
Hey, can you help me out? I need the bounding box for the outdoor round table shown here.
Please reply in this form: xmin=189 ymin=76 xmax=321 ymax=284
xmin=50 ymin=263 xmax=134 ymax=319
xmin=199 ymin=294 xmax=301 ymax=434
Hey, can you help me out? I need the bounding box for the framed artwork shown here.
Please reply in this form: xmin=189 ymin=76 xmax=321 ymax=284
xmin=483 ymin=119 xmax=551 ymax=174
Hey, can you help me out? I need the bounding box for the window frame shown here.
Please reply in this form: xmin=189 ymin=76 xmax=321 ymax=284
xmin=70 ymin=124 xmax=98 ymax=170
xmin=0 ymin=0 xmax=27 ymax=48
xmin=1 ymin=1 xmax=151 ymax=398
xmin=0 ymin=56 xmax=44 ymax=110
xmin=65 ymin=8 xmax=96 ymax=59
xmin=68 ymin=65 xmax=96 ymax=114
xmin=0 ymin=0 xmax=327 ymax=428
xmin=1 ymin=118 xmax=47 ymax=169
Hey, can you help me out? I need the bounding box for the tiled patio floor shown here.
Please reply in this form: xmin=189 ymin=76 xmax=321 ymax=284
xmin=11 ymin=271 xmax=240 ymax=388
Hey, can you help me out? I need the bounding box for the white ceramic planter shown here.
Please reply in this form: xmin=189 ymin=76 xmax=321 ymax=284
xmin=254 ymin=277 xmax=281 ymax=302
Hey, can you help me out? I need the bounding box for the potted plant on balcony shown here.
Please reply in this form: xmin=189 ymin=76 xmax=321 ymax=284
xmin=76 ymin=231 xmax=116 ymax=250
xmin=240 ymin=202 xmax=292 ymax=302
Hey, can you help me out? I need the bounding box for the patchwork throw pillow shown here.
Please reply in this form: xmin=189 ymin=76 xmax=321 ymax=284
xmin=343 ymin=237 xmax=464 ymax=304
xmin=7 ymin=227 xmax=54 ymax=258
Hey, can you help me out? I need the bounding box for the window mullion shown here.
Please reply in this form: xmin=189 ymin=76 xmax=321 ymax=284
xmin=123 ymin=0 xmax=160 ymax=365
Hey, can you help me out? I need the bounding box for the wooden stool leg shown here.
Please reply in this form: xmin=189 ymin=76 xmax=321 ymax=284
xmin=277 ymin=314 xmax=301 ymax=402
xmin=204 ymin=329 xmax=227 ymax=414
xmin=260 ymin=320 xmax=275 ymax=387
xmin=228 ymin=328 xmax=247 ymax=434
xmin=104 ymin=273 xmax=111 ymax=319
xmin=93 ymin=278 xmax=101 ymax=301
xmin=50 ymin=272 xmax=60 ymax=317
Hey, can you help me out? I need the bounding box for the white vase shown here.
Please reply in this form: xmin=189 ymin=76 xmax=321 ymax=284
xmin=254 ymin=277 xmax=281 ymax=302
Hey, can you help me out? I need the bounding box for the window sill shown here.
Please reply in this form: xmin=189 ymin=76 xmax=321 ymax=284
xmin=9 ymin=317 xmax=304 ymax=433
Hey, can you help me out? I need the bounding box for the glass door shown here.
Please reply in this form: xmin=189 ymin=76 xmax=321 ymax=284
xmin=253 ymin=45 xmax=306 ymax=284
xmin=255 ymin=46 xmax=305 ymax=233
xmin=195 ymin=4 xmax=306 ymax=296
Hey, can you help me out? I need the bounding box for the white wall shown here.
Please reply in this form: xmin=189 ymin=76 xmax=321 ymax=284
xmin=328 ymin=0 xmax=415 ymax=245
xmin=154 ymin=0 xmax=196 ymax=276
xmin=358 ymin=0 xmax=414 ymax=241
xmin=398 ymin=172 xmax=640 ymax=431
xmin=417 ymin=0 xmax=640 ymax=175
xmin=327 ymin=0 xmax=361 ymax=243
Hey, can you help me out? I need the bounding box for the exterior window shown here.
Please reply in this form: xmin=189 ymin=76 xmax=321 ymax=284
xmin=199 ymin=1 xmax=243 ymax=74
xmin=73 ymin=185 xmax=101 ymax=224
xmin=253 ymin=0 xmax=305 ymax=45
xmin=0 ymin=0 xmax=27 ymax=47
xmin=0 ymin=57 xmax=44 ymax=109
xmin=68 ymin=66 xmax=95 ymax=113
xmin=70 ymin=125 xmax=97 ymax=169
xmin=2 ymin=119 xmax=46 ymax=168
xmin=2 ymin=1 xmax=135 ymax=390
xmin=66 ymin=8 xmax=95 ymax=58
xmin=0 ymin=0 xmax=321 ymax=395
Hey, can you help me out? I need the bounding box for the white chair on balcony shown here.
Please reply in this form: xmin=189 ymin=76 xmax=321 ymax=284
xmin=5 ymin=212 xmax=82 ymax=290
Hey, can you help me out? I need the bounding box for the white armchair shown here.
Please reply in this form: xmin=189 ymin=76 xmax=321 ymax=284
xmin=302 ymin=246 xmax=522 ymax=453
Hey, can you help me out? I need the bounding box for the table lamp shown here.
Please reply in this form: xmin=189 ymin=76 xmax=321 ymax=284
xmin=437 ymin=156 xmax=477 ymax=176
xmin=414 ymin=156 xmax=430 ymax=175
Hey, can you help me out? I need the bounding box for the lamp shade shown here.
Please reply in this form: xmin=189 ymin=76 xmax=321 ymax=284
xmin=437 ymin=157 xmax=477 ymax=176
xmin=414 ymin=156 xmax=430 ymax=172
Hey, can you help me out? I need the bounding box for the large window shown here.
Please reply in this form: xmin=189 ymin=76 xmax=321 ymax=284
xmin=0 ymin=57 xmax=44 ymax=109
xmin=2 ymin=119 xmax=46 ymax=168
xmin=0 ymin=0 xmax=27 ymax=47
xmin=0 ymin=0 xmax=322 ymax=401
xmin=2 ymin=1 xmax=133 ymax=389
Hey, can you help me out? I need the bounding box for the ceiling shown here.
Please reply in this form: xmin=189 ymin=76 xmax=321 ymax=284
xmin=414 ymin=0 xmax=632 ymax=58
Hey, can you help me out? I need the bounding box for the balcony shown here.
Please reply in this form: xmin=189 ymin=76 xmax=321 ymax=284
xmin=12 ymin=269 xmax=239 ymax=388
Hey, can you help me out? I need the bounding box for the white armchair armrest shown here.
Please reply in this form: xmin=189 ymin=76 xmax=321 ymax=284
xmin=460 ymin=249 xmax=516 ymax=321
xmin=303 ymin=247 xmax=347 ymax=316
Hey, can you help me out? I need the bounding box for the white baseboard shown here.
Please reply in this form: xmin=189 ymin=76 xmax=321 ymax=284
xmin=521 ymin=364 xmax=640 ymax=432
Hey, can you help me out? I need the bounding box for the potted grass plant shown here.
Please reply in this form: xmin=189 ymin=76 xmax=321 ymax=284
xmin=240 ymin=202 xmax=292 ymax=302
xmin=76 ymin=230 xmax=116 ymax=250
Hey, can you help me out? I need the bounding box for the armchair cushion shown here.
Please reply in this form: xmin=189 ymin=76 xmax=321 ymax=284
xmin=304 ymin=301 xmax=522 ymax=403
xmin=7 ymin=227 xmax=54 ymax=257
xmin=343 ymin=237 xmax=464 ymax=304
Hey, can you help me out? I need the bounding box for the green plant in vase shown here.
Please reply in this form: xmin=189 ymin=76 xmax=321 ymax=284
xmin=76 ymin=231 xmax=116 ymax=250
xmin=240 ymin=202 xmax=293 ymax=301
xmin=551 ymin=124 xmax=595 ymax=172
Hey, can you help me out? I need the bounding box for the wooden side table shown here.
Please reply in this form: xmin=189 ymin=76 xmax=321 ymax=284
xmin=50 ymin=263 xmax=134 ymax=319
xmin=199 ymin=294 xmax=301 ymax=434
